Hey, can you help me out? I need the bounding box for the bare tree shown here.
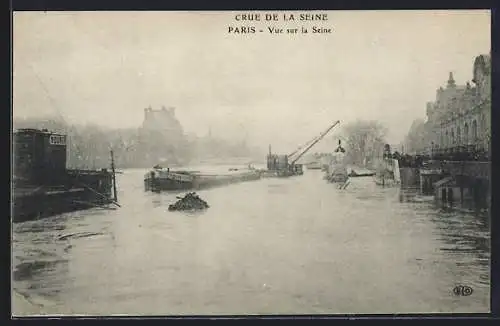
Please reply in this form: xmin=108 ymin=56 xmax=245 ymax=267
xmin=340 ymin=120 xmax=388 ymax=167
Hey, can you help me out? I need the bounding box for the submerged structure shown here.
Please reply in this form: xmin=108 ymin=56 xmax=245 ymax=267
xmin=12 ymin=128 xmax=118 ymax=222
xmin=325 ymin=140 xmax=349 ymax=184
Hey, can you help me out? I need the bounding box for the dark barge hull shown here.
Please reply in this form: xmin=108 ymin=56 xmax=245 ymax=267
xmin=12 ymin=170 xmax=114 ymax=223
xmin=144 ymin=170 xmax=261 ymax=192
xmin=348 ymin=172 xmax=376 ymax=177
xmin=144 ymin=177 xmax=193 ymax=191
xmin=13 ymin=128 xmax=116 ymax=223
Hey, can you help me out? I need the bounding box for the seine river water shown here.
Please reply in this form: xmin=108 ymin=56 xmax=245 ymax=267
xmin=12 ymin=166 xmax=490 ymax=315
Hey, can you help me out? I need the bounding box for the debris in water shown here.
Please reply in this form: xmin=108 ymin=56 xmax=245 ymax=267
xmin=339 ymin=178 xmax=351 ymax=190
xmin=58 ymin=232 xmax=105 ymax=241
xmin=168 ymin=192 xmax=209 ymax=211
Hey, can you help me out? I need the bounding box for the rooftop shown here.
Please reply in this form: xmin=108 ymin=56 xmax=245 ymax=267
xmin=14 ymin=128 xmax=64 ymax=135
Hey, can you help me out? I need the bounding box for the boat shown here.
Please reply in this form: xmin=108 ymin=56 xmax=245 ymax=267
xmin=13 ymin=128 xmax=118 ymax=222
xmin=305 ymin=161 xmax=322 ymax=170
xmin=144 ymin=166 xmax=261 ymax=192
xmin=348 ymin=167 xmax=376 ymax=177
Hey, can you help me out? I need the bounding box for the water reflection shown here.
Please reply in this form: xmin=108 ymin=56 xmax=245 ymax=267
xmin=12 ymin=209 xmax=118 ymax=307
xmin=430 ymin=207 xmax=490 ymax=287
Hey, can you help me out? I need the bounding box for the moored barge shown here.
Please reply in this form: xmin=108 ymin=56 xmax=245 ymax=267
xmin=305 ymin=161 xmax=322 ymax=170
xmin=144 ymin=166 xmax=261 ymax=192
xmin=12 ymin=128 xmax=118 ymax=222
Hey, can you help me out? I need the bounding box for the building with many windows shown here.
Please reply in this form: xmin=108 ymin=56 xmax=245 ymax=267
xmin=421 ymin=53 xmax=490 ymax=160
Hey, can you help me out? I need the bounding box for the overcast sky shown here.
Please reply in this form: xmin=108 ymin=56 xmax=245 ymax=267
xmin=13 ymin=10 xmax=490 ymax=152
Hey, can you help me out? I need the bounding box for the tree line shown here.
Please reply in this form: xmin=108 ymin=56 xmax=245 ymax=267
xmin=13 ymin=117 xmax=261 ymax=169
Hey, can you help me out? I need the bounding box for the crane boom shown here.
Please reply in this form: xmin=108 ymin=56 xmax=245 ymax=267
xmin=290 ymin=120 xmax=340 ymax=165
xmin=288 ymin=121 xmax=340 ymax=158
xmin=288 ymin=137 xmax=317 ymax=158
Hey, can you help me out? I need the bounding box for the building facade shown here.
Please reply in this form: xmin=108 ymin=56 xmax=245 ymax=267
xmin=141 ymin=106 xmax=184 ymax=143
xmin=423 ymin=53 xmax=491 ymax=158
xmin=137 ymin=106 xmax=188 ymax=166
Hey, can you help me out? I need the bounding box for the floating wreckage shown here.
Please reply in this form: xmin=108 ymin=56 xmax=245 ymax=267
xmin=168 ymin=192 xmax=209 ymax=211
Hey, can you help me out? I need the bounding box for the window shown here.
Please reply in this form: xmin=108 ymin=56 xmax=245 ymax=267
xmin=480 ymin=114 xmax=486 ymax=135
xmin=464 ymin=123 xmax=469 ymax=145
xmin=49 ymin=135 xmax=66 ymax=146
xmin=472 ymin=120 xmax=478 ymax=141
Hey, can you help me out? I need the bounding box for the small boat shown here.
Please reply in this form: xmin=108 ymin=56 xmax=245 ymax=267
xmin=305 ymin=161 xmax=322 ymax=170
xmin=326 ymin=165 xmax=349 ymax=183
xmin=144 ymin=166 xmax=261 ymax=192
xmin=348 ymin=168 xmax=375 ymax=177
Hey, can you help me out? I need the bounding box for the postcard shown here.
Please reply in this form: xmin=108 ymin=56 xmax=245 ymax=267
xmin=11 ymin=10 xmax=491 ymax=316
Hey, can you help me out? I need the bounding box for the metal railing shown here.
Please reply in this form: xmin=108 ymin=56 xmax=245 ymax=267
xmin=392 ymin=144 xmax=490 ymax=168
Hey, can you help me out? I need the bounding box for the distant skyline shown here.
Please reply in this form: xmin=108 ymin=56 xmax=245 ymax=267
xmin=13 ymin=10 xmax=490 ymax=153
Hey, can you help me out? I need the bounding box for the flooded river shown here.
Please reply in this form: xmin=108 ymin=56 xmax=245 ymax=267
xmin=12 ymin=167 xmax=490 ymax=315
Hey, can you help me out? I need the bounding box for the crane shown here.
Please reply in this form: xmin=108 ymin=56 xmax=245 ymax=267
xmin=287 ymin=137 xmax=318 ymax=159
xmin=289 ymin=120 xmax=340 ymax=165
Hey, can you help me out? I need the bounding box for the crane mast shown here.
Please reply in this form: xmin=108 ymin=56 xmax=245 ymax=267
xmin=290 ymin=120 xmax=340 ymax=165
xmin=288 ymin=137 xmax=317 ymax=158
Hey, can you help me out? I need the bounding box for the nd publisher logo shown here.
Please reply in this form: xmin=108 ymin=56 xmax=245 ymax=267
xmin=453 ymin=285 xmax=473 ymax=296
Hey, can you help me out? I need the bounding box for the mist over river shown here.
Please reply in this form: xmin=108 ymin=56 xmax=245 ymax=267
xmin=12 ymin=166 xmax=490 ymax=315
